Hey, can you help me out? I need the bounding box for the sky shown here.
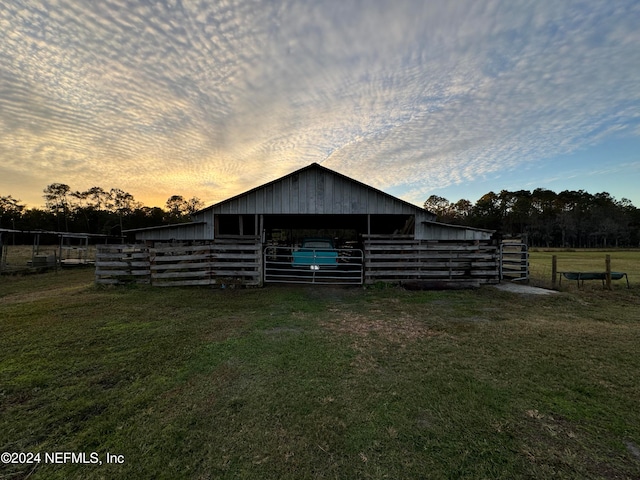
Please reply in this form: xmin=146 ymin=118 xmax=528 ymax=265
xmin=1 ymin=0 xmax=639 ymax=210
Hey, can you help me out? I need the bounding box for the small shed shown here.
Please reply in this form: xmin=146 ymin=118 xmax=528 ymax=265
xmin=114 ymin=163 xmax=498 ymax=287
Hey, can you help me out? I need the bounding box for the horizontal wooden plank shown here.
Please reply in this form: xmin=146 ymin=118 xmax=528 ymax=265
xmin=151 ymin=253 xmax=211 ymax=262
xmin=366 ymin=256 xmax=483 ymax=262
xmin=96 ymin=252 xmax=149 ymax=260
xmin=364 ymin=254 xmax=494 ymax=262
xmin=365 ymin=270 xmax=466 ymax=277
xmin=151 ymin=262 xmax=210 ymax=271
xmin=152 ymin=271 xmax=211 ymax=279
xmin=362 ymin=234 xmax=414 ymax=239
xmin=153 ymin=279 xmax=213 ymax=286
xmin=95 ymin=269 xmax=150 ymax=276
xmin=152 ymin=253 xmax=261 ymax=263
xmin=363 ymin=243 xmax=421 ymax=247
xmin=211 ymin=270 xmax=260 ymax=277
xmin=364 ymin=254 xmax=496 ymax=261
xmin=365 ymin=255 xmax=478 ymax=262
xmin=151 ymin=261 xmax=259 ymax=271
xmin=365 ymin=245 xmax=495 ymax=252
xmin=96 ymin=245 xmax=144 ymax=251
xmin=151 ymin=244 xmax=213 ymax=253
xmin=210 ymin=262 xmax=260 ymax=269
xmin=96 ymin=261 xmax=150 ymax=268
xmin=471 ymin=262 xmax=500 ymax=267
xmin=366 ymin=270 xmax=497 ymax=277
xmin=215 ymin=235 xmax=261 ymax=241
xmin=364 ymin=262 xmax=474 ymax=269
xmin=96 ymin=250 xmax=147 ymax=256
xmin=210 ymin=253 xmax=259 ymax=260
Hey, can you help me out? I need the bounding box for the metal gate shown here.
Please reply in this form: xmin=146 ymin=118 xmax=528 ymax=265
xmin=264 ymin=246 xmax=364 ymax=285
xmin=500 ymin=242 xmax=529 ymax=281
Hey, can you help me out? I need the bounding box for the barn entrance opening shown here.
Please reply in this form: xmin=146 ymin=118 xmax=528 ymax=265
xmin=262 ymin=214 xmax=413 ymax=245
xmin=261 ymin=214 xmax=414 ymax=285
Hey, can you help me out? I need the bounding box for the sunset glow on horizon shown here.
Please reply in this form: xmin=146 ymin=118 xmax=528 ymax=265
xmin=1 ymin=1 xmax=639 ymax=209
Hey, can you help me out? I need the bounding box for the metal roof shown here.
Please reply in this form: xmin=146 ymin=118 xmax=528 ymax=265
xmin=123 ymin=222 xmax=206 ymax=233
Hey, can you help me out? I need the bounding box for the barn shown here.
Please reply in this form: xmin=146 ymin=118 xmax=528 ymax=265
xmin=98 ymin=163 xmax=500 ymax=287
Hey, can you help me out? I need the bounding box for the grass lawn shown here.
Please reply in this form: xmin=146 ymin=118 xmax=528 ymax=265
xmin=1 ymin=267 xmax=640 ymax=479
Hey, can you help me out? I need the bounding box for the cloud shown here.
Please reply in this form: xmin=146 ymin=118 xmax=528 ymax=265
xmin=0 ymin=0 xmax=639 ymax=207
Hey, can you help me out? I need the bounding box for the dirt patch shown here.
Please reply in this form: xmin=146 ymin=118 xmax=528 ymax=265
xmin=324 ymin=314 xmax=439 ymax=343
xmin=494 ymin=283 xmax=558 ymax=295
xmin=625 ymin=440 xmax=640 ymax=461
xmin=0 ymin=284 xmax=92 ymax=305
xmin=520 ymin=409 xmax=639 ymax=478
xmin=322 ymin=309 xmax=444 ymax=373
xmin=322 ymin=310 xmax=440 ymax=345
xmin=262 ymin=326 xmax=304 ymax=336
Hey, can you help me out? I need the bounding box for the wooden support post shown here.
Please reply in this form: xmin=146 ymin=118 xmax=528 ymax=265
xmin=552 ymin=255 xmax=557 ymax=288
xmin=259 ymin=215 xmax=264 ymax=243
xmin=605 ymin=254 xmax=611 ymax=290
xmin=0 ymin=233 xmax=4 ymax=272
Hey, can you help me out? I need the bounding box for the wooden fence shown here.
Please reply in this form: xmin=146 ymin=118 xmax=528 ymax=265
xmin=95 ymin=244 xmax=151 ymax=284
xmin=95 ymin=237 xmax=261 ymax=287
xmin=150 ymin=237 xmax=261 ymax=287
xmin=363 ymin=235 xmax=499 ymax=286
xmin=97 ymin=236 xmax=498 ymax=287
xmin=499 ymin=241 xmax=529 ymax=281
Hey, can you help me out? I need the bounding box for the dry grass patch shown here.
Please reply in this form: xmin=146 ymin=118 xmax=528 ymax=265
xmin=322 ymin=303 xmax=445 ymax=373
xmin=322 ymin=309 xmax=441 ymax=345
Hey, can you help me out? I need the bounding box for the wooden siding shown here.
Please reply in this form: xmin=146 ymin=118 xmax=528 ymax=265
xmin=133 ymin=164 xmax=442 ymax=242
xmin=418 ymin=222 xmax=493 ymax=241
xmin=363 ymin=235 xmax=499 ymax=285
xmin=210 ymin=165 xmax=431 ymax=216
xmin=130 ymin=223 xmax=208 ymax=242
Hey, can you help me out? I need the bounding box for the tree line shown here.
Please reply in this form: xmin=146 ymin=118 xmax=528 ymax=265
xmin=0 ymin=183 xmax=203 ymax=238
xmin=2 ymin=183 xmax=639 ymax=248
xmin=424 ymin=189 xmax=640 ymax=247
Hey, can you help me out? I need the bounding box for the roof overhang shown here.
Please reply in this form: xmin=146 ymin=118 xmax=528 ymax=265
xmin=123 ymin=221 xmax=206 ymax=234
xmin=1 ymin=228 xmax=113 ymax=237
xmin=194 ymin=162 xmax=437 ymax=218
xmin=422 ymin=220 xmax=495 ymax=234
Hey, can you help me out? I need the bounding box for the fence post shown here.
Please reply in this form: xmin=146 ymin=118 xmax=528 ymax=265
xmin=605 ymin=255 xmax=611 ymax=290
xmin=552 ymin=255 xmax=557 ymax=288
